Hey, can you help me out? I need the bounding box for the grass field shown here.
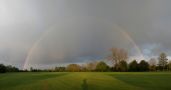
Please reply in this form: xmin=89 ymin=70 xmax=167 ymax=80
xmin=0 ymin=72 xmax=171 ymax=90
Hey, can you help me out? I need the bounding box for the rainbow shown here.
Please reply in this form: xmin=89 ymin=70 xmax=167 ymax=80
xmin=120 ymin=29 xmax=145 ymax=60
xmin=23 ymin=23 xmax=144 ymax=70
xmin=23 ymin=26 xmax=56 ymax=70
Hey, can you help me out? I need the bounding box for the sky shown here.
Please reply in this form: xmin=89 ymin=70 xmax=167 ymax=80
xmin=0 ymin=0 xmax=171 ymax=69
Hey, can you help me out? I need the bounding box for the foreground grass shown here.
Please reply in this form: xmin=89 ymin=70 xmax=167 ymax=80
xmin=0 ymin=72 xmax=171 ymax=90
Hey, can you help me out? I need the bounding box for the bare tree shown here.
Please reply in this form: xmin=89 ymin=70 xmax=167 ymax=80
xmin=66 ymin=64 xmax=81 ymax=72
xmin=108 ymin=48 xmax=128 ymax=68
xmin=149 ymin=58 xmax=157 ymax=71
xmin=86 ymin=61 xmax=98 ymax=71
xmin=158 ymin=52 xmax=168 ymax=71
xmin=149 ymin=58 xmax=157 ymax=66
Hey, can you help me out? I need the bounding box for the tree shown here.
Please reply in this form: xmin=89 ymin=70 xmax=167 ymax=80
xmin=30 ymin=67 xmax=33 ymax=72
xmin=108 ymin=48 xmax=128 ymax=71
xmin=0 ymin=64 xmax=6 ymax=73
xmin=129 ymin=60 xmax=138 ymax=71
xmin=118 ymin=61 xmax=128 ymax=72
xmin=149 ymin=58 xmax=157 ymax=66
xmin=85 ymin=61 xmax=98 ymax=71
xmin=95 ymin=61 xmax=109 ymax=72
xmin=168 ymin=61 xmax=171 ymax=71
xmin=158 ymin=52 xmax=168 ymax=71
xmin=55 ymin=67 xmax=66 ymax=72
xmin=139 ymin=60 xmax=149 ymax=71
xmin=66 ymin=64 xmax=81 ymax=72
xmin=149 ymin=58 xmax=157 ymax=71
xmin=6 ymin=65 xmax=19 ymax=72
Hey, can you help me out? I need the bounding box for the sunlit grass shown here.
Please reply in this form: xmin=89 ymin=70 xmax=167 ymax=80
xmin=0 ymin=72 xmax=171 ymax=90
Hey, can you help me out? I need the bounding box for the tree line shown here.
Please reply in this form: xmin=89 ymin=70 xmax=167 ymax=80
xmin=0 ymin=64 xmax=19 ymax=73
xmin=1 ymin=48 xmax=171 ymax=73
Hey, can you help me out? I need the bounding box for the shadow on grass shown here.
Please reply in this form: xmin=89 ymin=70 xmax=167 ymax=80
xmin=82 ymin=79 xmax=88 ymax=90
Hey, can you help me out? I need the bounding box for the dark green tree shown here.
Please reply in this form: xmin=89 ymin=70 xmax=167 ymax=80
xmin=6 ymin=65 xmax=19 ymax=72
xmin=138 ymin=60 xmax=149 ymax=71
xmin=118 ymin=61 xmax=128 ymax=72
xmin=0 ymin=64 xmax=6 ymax=73
xmin=129 ymin=60 xmax=138 ymax=71
xmin=30 ymin=67 xmax=33 ymax=72
xmin=95 ymin=61 xmax=109 ymax=72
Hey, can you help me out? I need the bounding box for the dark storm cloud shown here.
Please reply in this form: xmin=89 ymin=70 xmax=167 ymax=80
xmin=1 ymin=0 xmax=171 ymax=69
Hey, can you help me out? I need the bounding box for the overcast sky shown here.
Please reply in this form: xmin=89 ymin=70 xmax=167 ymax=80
xmin=0 ymin=0 xmax=171 ymax=69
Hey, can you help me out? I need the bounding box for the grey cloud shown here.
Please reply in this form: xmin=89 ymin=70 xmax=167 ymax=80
xmin=1 ymin=0 xmax=171 ymax=69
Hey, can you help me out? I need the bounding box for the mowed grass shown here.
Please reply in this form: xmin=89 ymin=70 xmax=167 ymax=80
xmin=0 ymin=72 xmax=171 ymax=90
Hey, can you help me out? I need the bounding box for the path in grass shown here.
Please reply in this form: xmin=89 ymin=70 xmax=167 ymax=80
xmin=0 ymin=72 xmax=171 ymax=90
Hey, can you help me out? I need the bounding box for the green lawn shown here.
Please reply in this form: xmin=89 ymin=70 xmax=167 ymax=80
xmin=0 ymin=72 xmax=171 ymax=90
